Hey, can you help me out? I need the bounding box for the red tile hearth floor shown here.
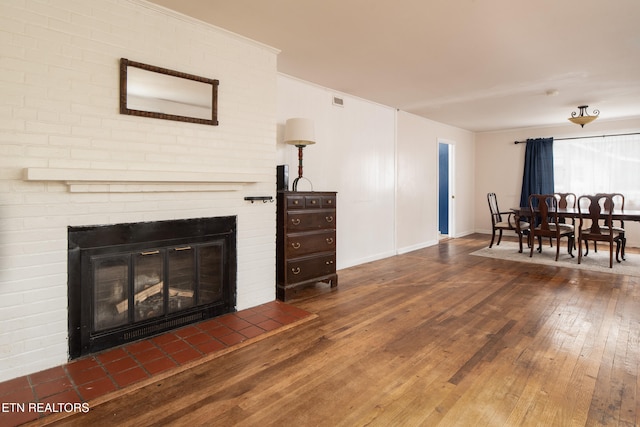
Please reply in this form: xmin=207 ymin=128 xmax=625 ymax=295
xmin=0 ymin=301 xmax=315 ymax=427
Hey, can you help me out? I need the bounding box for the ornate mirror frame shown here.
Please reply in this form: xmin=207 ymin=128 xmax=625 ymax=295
xmin=119 ymin=58 xmax=219 ymax=126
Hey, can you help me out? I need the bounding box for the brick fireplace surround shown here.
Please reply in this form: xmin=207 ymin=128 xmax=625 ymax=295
xmin=0 ymin=301 xmax=314 ymax=427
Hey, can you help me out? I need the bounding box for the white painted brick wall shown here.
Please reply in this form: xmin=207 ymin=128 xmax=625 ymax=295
xmin=0 ymin=0 xmax=278 ymax=382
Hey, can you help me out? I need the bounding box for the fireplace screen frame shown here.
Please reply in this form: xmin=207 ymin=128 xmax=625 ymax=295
xmin=68 ymin=216 xmax=236 ymax=359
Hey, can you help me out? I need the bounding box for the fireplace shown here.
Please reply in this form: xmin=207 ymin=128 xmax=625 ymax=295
xmin=68 ymin=216 xmax=236 ymax=359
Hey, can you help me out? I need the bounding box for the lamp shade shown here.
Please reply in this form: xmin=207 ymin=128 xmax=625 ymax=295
xmin=284 ymin=118 xmax=316 ymax=145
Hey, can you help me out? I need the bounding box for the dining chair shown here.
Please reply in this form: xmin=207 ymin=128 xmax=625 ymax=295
xmin=528 ymin=194 xmax=574 ymax=261
xmin=577 ymin=194 xmax=623 ymax=268
xmin=554 ymin=192 xmax=577 ymax=248
xmin=487 ymin=192 xmax=530 ymax=253
xmin=593 ymin=192 xmax=627 ymax=260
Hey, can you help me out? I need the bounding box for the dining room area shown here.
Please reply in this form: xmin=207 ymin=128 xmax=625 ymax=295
xmin=478 ymin=130 xmax=640 ymax=273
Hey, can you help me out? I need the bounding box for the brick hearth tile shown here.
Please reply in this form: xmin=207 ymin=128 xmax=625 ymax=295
xmin=216 ymin=314 xmax=252 ymax=331
xmin=134 ymin=347 xmax=166 ymax=363
xmin=30 ymin=366 xmax=67 ymax=385
xmin=280 ymin=305 xmax=312 ymax=318
xmin=0 ymin=407 xmax=39 ymax=426
xmin=256 ymin=319 xmax=283 ymax=331
xmin=40 ymin=388 xmax=83 ymax=407
xmin=174 ymin=325 xmax=201 ymax=338
xmin=170 ymin=347 xmax=202 ymax=365
xmin=151 ymin=332 xmax=180 ymax=346
xmin=270 ymin=313 xmax=299 ymax=325
xmin=66 ymin=357 xmax=100 ymax=374
xmin=194 ymin=339 xmax=226 ymax=354
xmin=196 ymin=318 xmax=222 ymax=331
xmin=68 ymin=366 xmax=109 ymax=387
xmin=125 ymin=340 xmax=157 ymax=355
xmin=202 ymin=324 xmax=233 ymax=338
xmin=111 ymin=367 xmax=148 ymax=388
xmin=103 ymin=356 xmax=139 ymax=374
xmin=217 ymin=331 xmax=245 ymax=346
xmin=184 ymin=332 xmax=213 ymax=346
xmin=0 ymin=376 xmax=30 ymax=397
xmin=239 ymin=325 xmax=266 ymax=339
xmin=143 ymin=357 xmax=177 ymax=375
xmin=97 ymin=347 xmax=128 ymax=364
xmin=33 ymin=377 xmax=74 ymax=400
xmin=77 ymin=377 xmax=117 ymax=401
xmin=158 ymin=338 xmax=190 ymax=355
xmin=242 ymin=312 xmax=270 ymax=325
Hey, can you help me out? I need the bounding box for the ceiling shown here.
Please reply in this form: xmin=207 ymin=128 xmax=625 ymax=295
xmin=147 ymin=0 xmax=640 ymax=132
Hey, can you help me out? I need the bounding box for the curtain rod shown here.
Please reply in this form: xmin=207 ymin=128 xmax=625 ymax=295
xmin=513 ymin=132 xmax=640 ymax=144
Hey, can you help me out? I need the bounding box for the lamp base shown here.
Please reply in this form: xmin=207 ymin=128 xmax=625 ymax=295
xmin=292 ymin=176 xmax=313 ymax=191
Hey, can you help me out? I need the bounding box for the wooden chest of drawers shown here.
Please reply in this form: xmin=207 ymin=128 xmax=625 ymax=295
xmin=276 ymin=191 xmax=338 ymax=301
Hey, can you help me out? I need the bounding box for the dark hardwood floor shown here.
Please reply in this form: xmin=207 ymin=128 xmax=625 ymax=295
xmin=34 ymin=234 xmax=640 ymax=426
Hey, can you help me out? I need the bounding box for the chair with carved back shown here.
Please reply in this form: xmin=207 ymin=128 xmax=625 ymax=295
xmin=577 ymin=194 xmax=623 ymax=268
xmin=591 ymin=193 xmax=626 ymax=260
xmin=487 ymin=192 xmax=530 ymax=253
xmin=528 ymin=194 xmax=574 ymax=261
xmin=554 ymin=192 xmax=577 ymax=248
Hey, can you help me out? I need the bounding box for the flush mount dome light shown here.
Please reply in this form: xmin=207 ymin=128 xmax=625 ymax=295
xmin=568 ymin=105 xmax=599 ymax=128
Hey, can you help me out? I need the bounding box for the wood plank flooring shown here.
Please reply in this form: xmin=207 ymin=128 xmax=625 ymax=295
xmin=33 ymin=234 xmax=640 ymax=426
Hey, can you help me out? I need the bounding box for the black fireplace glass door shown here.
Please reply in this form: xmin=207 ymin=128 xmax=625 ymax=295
xmin=167 ymin=246 xmax=195 ymax=313
xmin=199 ymin=242 xmax=224 ymax=304
xmin=133 ymin=251 xmax=164 ymax=322
xmin=93 ymin=255 xmax=129 ymax=332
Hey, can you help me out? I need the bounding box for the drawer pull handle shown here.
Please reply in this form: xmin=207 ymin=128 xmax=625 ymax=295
xmin=291 ymin=218 xmax=301 ymax=225
xmin=327 ymin=200 xmax=333 ymax=204
xmin=326 ymin=238 xmax=334 ymax=244
xmin=325 ymin=216 xmax=334 ymax=223
xmin=291 ymin=267 xmax=301 ymax=275
xmin=292 ymin=242 xmax=301 ymax=249
xmin=175 ymin=246 xmax=192 ymax=251
xmin=310 ymin=200 xmax=317 ymax=204
xmin=140 ymin=250 xmax=160 ymax=256
xmin=325 ymin=260 xmax=334 ymax=265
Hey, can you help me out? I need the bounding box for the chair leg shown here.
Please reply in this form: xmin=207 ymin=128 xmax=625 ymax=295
xmin=497 ymin=229 xmax=503 ymax=246
xmin=568 ymin=236 xmax=575 ymax=258
xmin=555 ymin=237 xmax=561 ymax=261
xmin=489 ymin=229 xmax=496 ymax=248
xmin=578 ymin=239 xmax=583 ymax=264
xmin=609 ymin=242 xmax=613 ymax=268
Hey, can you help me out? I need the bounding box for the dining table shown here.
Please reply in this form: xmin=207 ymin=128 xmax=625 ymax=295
xmin=510 ymin=206 xmax=640 ymax=254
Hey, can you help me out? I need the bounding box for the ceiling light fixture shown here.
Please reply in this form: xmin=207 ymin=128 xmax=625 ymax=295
xmin=568 ymin=105 xmax=599 ymax=128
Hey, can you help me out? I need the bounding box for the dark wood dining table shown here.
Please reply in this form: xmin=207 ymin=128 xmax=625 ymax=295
xmin=510 ymin=206 xmax=640 ymax=253
xmin=511 ymin=207 xmax=640 ymax=223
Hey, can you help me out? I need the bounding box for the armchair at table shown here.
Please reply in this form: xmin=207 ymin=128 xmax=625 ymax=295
xmin=487 ymin=192 xmax=530 ymax=253
xmin=577 ymin=194 xmax=623 ymax=268
xmin=528 ymin=194 xmax=575 ymax=261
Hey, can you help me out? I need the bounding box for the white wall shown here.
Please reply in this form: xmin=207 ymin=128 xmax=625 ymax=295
xmin=277 ymin=75 xmax=397 ymax=268
xmin=475 ymin=117 xmax=640 ymax=247
xmin=396 ymin=111 xmax=475 ymax=253
xmin=0 ymin=0 xmax=278 ymax=382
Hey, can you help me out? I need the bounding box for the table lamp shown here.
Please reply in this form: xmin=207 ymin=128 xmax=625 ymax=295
xmin=284 ymin=118 xmax=316 ymax=191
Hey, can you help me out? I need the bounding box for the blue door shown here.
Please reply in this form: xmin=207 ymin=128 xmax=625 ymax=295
xmin=438 ymin=143 xmax=449 ymax=235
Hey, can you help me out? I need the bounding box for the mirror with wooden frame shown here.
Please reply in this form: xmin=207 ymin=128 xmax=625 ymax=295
xmin=119 ymin=58 xmax=218 ymax=126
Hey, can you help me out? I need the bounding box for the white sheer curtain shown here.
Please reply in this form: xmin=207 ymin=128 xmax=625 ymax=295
xmin=554 ymin=134 xmax=640 ymax=209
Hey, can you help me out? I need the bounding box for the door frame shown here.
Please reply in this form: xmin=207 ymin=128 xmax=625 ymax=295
xmin=437 ymin=139 xmax=455 ymax=238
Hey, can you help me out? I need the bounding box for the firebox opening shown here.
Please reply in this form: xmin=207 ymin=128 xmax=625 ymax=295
xmin=68 ymin=216 xmax=237 ymax=359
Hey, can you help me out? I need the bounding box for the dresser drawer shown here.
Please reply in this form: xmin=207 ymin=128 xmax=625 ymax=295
xmin=285 ymin=253 xmax=336 ymax=284
xmin=287 ymin=210 xmax=336 ymax=231
xmin=285 ymin=230 xmax=336 ymax=258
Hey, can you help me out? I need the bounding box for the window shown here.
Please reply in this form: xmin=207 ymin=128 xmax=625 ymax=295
xmin=553 ymin=134 xmax=640 ymax=209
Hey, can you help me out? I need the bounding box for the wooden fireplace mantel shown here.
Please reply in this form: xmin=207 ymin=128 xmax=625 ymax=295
xmin=23 ymin=167 xmax=267 ymax=193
